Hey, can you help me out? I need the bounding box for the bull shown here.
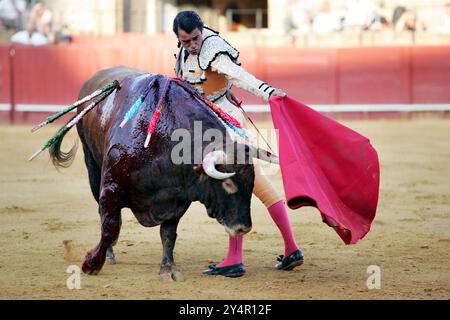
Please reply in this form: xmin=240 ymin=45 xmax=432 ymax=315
xmin=50 ymin=66 xmax=278 ymax=280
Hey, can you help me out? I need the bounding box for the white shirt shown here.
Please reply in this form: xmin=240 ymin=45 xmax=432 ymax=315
xmin=312 ymin=11 xmax=342 ymax=34
xmin=0 ymin=0 xmax=26 ymax=20
xmin=344 ymin=0 xmax=377 ymax=27
xmin=442 ymin=16 xmax=450 ymax=33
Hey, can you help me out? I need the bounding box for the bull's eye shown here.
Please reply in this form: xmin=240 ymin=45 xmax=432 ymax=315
xmin=222 ymin=178 xmax=238 ymax=194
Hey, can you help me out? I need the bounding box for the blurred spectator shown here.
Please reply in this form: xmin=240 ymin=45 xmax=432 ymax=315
xmin=225 ymin=2 xmax=242 ymax=32
xmin=10 ymin=2 xmax=52 ymax=45
xmin=344 ymin=0 xmax=379 ymax=31
xmin=26 ymin=2 xmax=53 ymax=36
xmin=54 ymin=24 xmax=73 ymax=44
xmin=285 ymin=0 xmax=315 ymax=36
xmin=0 ymin=0 xmax=26 ymax=30
xmin=442 ymin=3 xmax=450 ymax=33
xmin=312 ymin=0 xmax=343 ymax=34
xmin=371 ymin=15 xmax=391 ymax=30
xmin=393 ymin=6 xmax=427 ymax=32
xmin=392 ymin=5 xmax=406 ymax=27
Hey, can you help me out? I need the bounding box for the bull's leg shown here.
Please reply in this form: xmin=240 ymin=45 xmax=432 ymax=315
xmin=105 ymin=227 xmax=121 ymax=265
xmin=159 ymin=218 xmax=183 ymax=282
xmin=80 ymin=125 xmax=119 ymax=266
xmin=80 ymin=136 xmax=102 ymax=204
xmin=82 ymin=182 xmax=122 ymax=275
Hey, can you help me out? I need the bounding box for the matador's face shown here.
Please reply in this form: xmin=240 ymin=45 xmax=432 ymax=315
xmin=177 ymin=27 xmax=203 ymax=55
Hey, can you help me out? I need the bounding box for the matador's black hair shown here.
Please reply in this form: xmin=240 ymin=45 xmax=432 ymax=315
xmin=173 ymin=10 xmax=204 ymax=36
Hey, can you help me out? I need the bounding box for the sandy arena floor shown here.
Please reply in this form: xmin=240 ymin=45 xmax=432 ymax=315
xmin=0 ymin=118 xmax=449 ymax=300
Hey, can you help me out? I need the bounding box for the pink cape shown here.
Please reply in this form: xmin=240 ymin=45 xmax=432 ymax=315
xmin=269 ymin=96 xmax=380 ymax=244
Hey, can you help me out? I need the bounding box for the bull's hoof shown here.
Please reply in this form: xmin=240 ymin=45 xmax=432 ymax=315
xmin=82 ymin=251 xmax=105 ymax=275
xmin=106 ymin=247 xmax=116 ymax=265
xmin=159 ymin=273 xmax=174 ymax=282
xmin=159 ymin=269 xmax=184 ymax=282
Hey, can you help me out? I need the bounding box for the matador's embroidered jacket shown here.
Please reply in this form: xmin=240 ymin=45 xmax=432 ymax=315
xmin=174 ymin=27 xmax=276 ymax=124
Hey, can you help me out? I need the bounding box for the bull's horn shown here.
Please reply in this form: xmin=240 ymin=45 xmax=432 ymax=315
xmin=202 ymin=150 xmax=236 ymax=180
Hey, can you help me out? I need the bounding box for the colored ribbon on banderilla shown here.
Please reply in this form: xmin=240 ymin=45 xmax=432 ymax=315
xmin=119 ymin=78 xmax=157 ymax=128
xmin=28 ymin=81 xmax=119 ymax=161
xmin=171 ymin=78 xmax=247 ymax=138
xmin=118 ymin=77 xmax=171 ymax=148
xmin=144 ymin=78 xmax=172 ymax=148
xmin=121 ymin=77 xmax=246 ymax=149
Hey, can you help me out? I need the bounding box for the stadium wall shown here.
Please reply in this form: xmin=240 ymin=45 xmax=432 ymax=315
xmin=1 ymin=40 xmax=449 ymax=123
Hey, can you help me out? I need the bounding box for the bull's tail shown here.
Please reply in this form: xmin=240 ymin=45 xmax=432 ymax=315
xmin=28 ymin=117 xmax=78 ymax=167
xmin=49 ymin=127 xmax=78 ymax=169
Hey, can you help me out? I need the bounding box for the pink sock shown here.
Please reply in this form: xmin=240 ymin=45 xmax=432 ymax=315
xmin=217 ymin=235 xmax=243 ymax=267
xmin=268 ymin=200 xmax=299 ymax=257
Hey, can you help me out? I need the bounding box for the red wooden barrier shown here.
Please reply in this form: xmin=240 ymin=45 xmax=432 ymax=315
xmin=0 ymin=45 xmax=11 ymax=123
xmin=13 ymin=45 xmax=83 ymax=104
xmin=338 ymin=47 xmax=411 ymax=104
xmin=11 ymin=42 xmax=177 ymax=105
xmin=264 ymin=48 xmax=338 ymax=104
xmin=411 ymin=47 xmax=450 ymax=103
xmin=2 ymin=41 xmax=450 ymax=124
xmin=226 ymin=47 xmax=338 ymax=105
xmin=0 ymin=46 xmax=11 ymax=102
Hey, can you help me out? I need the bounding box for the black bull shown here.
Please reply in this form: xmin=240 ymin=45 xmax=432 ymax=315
xmin=49 ymin=66 xmax=278 ymax=280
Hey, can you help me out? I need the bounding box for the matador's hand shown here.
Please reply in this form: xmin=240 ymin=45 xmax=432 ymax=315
xmin=271 ymin=88 xmax=286 ymax=98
